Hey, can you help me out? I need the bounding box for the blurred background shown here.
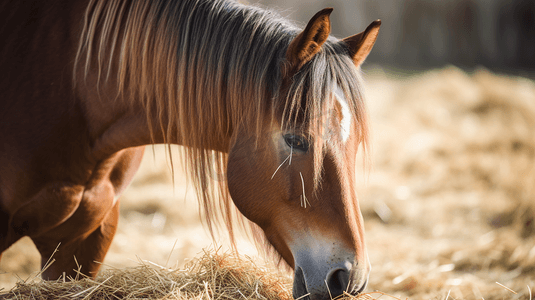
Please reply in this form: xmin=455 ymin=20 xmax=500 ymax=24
xmin=1 ymin=0 xmax=534 ymax=299
xmin=260 ymin=0 xmax=535 ymax=74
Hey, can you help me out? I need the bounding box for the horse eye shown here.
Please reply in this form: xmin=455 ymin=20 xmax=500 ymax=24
xmin=283 ymin=134 xmax=309 ymax=151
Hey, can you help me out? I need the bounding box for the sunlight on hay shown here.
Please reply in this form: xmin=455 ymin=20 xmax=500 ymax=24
xmin=0 ymin=249 xmax=400 ymax=300
xmin=397 ymin=67 xmax=535 ymax=235
xmin=360 ymin=66 xmax=535 ymax=299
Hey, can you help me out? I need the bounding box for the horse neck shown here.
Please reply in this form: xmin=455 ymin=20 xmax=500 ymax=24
xmin=79 ymin=70 xmax=233 ymax=160
xmin=76 ymin=0 xmax=291 ymax=159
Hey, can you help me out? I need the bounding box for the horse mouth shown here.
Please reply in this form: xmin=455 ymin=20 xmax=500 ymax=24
xmin=353 ymin=277 xmax=368 ymax=295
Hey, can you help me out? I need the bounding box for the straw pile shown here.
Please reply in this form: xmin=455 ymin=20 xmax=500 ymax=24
xmin=0 ymin=249 xmax=404 ymax=300
xmin=393 ymin=67 xmax=535 ymax=236
xmin=0 ymin=249 xmax=291 ymax=300
xmin=361 ymin=66 xmax=535 ymax=299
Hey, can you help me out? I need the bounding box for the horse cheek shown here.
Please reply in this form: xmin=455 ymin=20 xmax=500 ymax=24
xmin=226 ymin=148 xmax=284 ymax=229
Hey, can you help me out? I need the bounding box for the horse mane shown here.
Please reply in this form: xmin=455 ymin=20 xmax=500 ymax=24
xmin=75 ymin=0 xmax=369 ymax=257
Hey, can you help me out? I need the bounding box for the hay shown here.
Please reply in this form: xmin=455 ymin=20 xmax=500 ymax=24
xmin=0 ymin=249 xmax=399 ymax=300
xmin=360 ymin=66 xmax=535 ymax=299
xmin=1 ymin=249 xmax=291 ymax=300
xmin=397 ymin=67 xmax=535 ymax=236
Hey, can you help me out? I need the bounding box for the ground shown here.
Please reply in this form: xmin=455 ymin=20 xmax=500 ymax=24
xmin=1 ymin=67 xmax=534 ymax=299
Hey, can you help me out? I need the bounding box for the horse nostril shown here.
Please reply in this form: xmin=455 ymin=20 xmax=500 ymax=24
xmin=293 ymin=266 xmax=309 ymax=300
xmin=325 ymin=268 xmax=350 ymax=298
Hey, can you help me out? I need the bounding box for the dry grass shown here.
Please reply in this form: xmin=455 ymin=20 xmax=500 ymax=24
xmin=1 ymin=249 xmax=292 ymax=300
xmin=0 ymin=249 xmax=403 ymax=300
xmin=360 ymin=66 xmax=535 ymax=299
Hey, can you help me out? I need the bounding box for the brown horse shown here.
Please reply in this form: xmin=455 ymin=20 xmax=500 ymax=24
xmin=0 ymin=0 xmax=380 ymax=299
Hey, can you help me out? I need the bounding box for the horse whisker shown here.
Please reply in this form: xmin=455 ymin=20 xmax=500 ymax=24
xmin=289 ymin=146 xmax=293 ymax=166
xmin=271 ymin=152 xmax=291 ymax=180
xmin=324 ymin=279 xmax=333 ymax=300
xmin=299 ymin=172 xmax=310 ymax=208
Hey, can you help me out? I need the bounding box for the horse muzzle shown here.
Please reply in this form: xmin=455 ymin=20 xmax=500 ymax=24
xmin=291 ymin=248 xmax=370 ymax=300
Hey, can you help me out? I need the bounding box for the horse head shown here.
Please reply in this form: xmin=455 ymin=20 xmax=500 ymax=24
xmin=226 ymin=9 xmax=380 ymax=300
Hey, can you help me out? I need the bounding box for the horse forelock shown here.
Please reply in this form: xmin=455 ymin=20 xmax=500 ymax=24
xmin=75 ymin=0 xmax=369 ymax=257
xmin=281 ymin=41 xmax=370 ymax=190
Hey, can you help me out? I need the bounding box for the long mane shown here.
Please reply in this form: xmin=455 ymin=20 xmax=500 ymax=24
xmin=75 ymin=0 xmax=369 ymax=254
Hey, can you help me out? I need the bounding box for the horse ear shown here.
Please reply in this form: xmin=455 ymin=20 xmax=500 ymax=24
xmin=286 ymin=8 xmax=333 ymax=72
xmin=341 ymin=20 xmax=381 ymax=67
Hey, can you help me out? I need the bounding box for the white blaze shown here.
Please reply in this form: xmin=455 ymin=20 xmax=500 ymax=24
xmin=334 ymin=86 xmax=352 ymax=142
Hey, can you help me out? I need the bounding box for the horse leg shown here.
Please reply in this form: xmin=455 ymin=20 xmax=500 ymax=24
xmin=0 ymin=206 xmax=8 ymax=263
xmin=29 ymin=148 xmax=144 ymax=280
xmin=2 ymin=180 xmax=116 ymax=280
xmin=0 ymin=202 xmax=24 ymax=265
xmin=31 ymin=198 xmax=120 ymax=280
xmin=6 ymin=148 xmax=143 ymax=280
xmin=0 ymin=206 xmax=8 ymax=252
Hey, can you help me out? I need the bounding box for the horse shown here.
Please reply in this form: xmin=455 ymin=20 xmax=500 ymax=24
xmin=0 ymin=0 xmax=380 ymax=299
